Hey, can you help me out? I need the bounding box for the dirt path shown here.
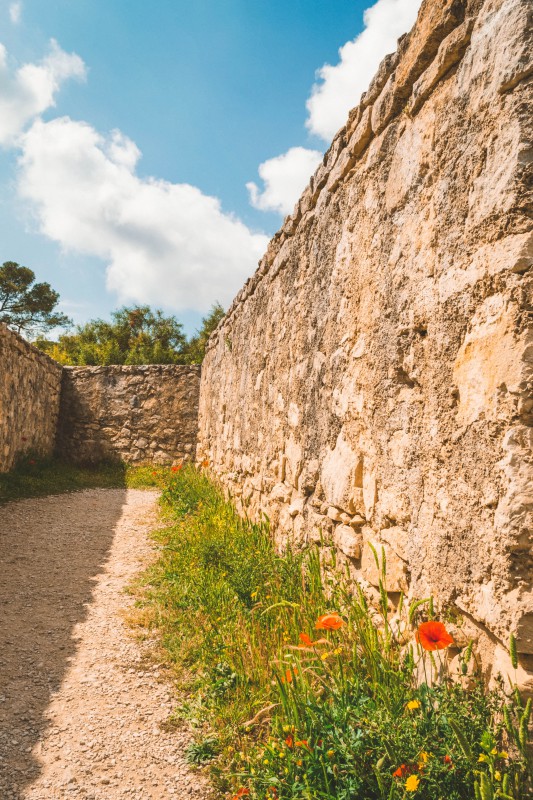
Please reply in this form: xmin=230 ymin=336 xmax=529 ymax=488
xmin=0 ymin=489 xmax=212 ymax=800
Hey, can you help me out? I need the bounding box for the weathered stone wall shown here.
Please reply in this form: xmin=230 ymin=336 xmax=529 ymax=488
xmin=198 ymin=0 xmax=533 ymax=684
xmin=0 ymin=324 xmax=63 ymax=472
xmin=56 ymin=365 xmax=201 ymax=465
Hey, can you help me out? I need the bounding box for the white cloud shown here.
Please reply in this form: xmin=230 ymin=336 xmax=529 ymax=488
xmin=17 ymin=117 xmax=269 ymax=312
xmin=306 ymin=0 xmax=421 ymax=141
xmin=9 ymin=1 xmax=22 ymax=24
xmin=0 ymin=39 xmax=86 ymax=145
xmin=247 ymin=147 xmax=323 ymax=216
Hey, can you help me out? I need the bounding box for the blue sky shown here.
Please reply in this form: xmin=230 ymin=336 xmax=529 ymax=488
xmin=0 ymin=0 xmax=420 ymax=335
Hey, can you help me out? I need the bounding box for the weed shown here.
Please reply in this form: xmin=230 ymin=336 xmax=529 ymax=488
xmin=186 ymin=737 xmax=220 ymax=764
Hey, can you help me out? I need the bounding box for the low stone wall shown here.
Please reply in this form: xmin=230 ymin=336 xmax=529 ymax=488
xmin=0 ymin=324 xmax=63 ymax=472
xmin=56 ymin=365 xmax=201 ymax=465
xmin=198 ymin=0 xmax=533 ymax=688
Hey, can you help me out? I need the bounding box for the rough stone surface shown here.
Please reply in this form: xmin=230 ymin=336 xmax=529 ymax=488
xmin=0 ymin=324 xmax=62 ymax=473
xmin=0 ymin=489 xmax=213 ymax=799
xmin=56 ymin=366 xmax=201 ymax=465
xmin=198 ymin=0 xmax=533 ymax=673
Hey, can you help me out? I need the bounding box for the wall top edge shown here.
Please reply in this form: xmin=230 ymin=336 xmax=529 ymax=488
xmin=0 ymin=323 xmax=63 ymax=372
xmin=205 ymin=0 xmax=482 ymax=355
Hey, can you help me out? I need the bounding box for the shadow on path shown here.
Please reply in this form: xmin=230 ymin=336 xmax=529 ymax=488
xmin=0 ymin=489 xmax=127 ymax=798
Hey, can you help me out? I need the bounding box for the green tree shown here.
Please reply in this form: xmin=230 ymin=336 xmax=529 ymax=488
xmin=0 ymin=261 xmax=71 ymax=337
xmin=37 ymin=305 xmax=189 ymax=365
xmin=184 ymin=302 xmax=225 ymax=364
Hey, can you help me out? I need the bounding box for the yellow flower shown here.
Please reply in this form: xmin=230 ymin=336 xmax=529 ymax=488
xmin=321 ymin=652 xmax=331 ymax=661
xmin=478 ymin=754 xmax=489 ymax=763
xmin=333 ymin=647 xmax=343 ymax=655
xmin=263 ymin=759 xmax=269 ymax=765
xmin=251 ymin=591 xmax=258 ymax=599
xmin=405 ymin=775 xmax=420 ymax=792
xmin=491 ymin=748 xmax=498 ymax=755
xmin=499 ymin=751 xmax=509 ymax=759
xmin=407 ymin=700 xmax=421 ymax=711
xmin=494 ymin=772 xmax=502 ymax=782
xmin=418 ymin=751 xmax=429 ymax=765
xmin=327 ymin=750 xmax=335 ymax=758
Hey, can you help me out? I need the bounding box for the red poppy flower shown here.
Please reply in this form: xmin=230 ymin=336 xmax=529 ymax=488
xmin=171 ymin=465 xmax=182 ymax=473
xmin=232 ymin=790 xmax=249 ymax=799
xmin=315 ymin=613 xmax=344 ymax=631
xmin=202 ymin=459 xmax=209 ymax=468
xmin=416 ymin=621 xmax=454 ymax=651
xmin=285 ymin=735 xmax=294 ymax=748
xmin=298 ymin=632 xmax=328 ymax=647
xmin=443 ymin=755 xmax=453 ymax=767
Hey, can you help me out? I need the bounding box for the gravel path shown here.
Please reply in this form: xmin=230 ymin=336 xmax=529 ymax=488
xmin=0 ymin=489 xmax=213 ymax=800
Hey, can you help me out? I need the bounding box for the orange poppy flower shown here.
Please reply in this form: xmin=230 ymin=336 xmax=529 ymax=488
xmin=232 ymin=790 xmax=250 ymax=799
xmin=298 ymin=632 xmax=328 ymax=648
xmin=393 ymin=764 xmax=418 ymax=778
xmin=315 ymin=613 xmax=344 ymax=631
xmin=393 ymin=764 xmax=408 ymax=778
xmin=285 ymin=735 xmax=294 ymax=748
xmin=281 ymin=669 xmax=295 ymax=684
xmin=202 ymin=459 xmax=209 ymax=468
xmin=416 ymin=621 xmax=454 ymax=651
xmin=171 ymin=464 xmax=182 ymax=473
xmin=295 ymin=740 xmax=310 ymax=749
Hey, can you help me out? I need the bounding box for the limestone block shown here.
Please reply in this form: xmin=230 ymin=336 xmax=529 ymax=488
xmin=380 ymin=526 xmax=409 ymax=562
xmin=288 ymin=497 xmax=305 ymax=518
xmin=334 ymin=525 xmax=363 ymax=560
xmin=284 ymin=437 xmax=303 ymax=488
xmin=270 ymin=482 xmax=292 ymax=504
xmin=410 ymin=18 xmax=474 ymax=115
xmin=321 ymin=430 xmax=362 ymax=512
xmin=349 ymin=105 xmax=373 ymax=157
xmin=361 ymin=540 xmax=408 ymax=593
xmin=453 ymin=296 xmax=525 ymax=426
xmin=298 ymin=459 xmax=319 ymax=496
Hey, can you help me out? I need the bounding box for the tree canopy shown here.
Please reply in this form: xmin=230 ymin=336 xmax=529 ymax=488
xmin=36 ymin=303 xmax=225 ymax=365
xmin=0 ymin=261 xmax=71 ymax=336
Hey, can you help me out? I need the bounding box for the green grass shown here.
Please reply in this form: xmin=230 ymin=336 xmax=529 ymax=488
xmin=0 ymin=455 xmax=163 ymax=504
xmin=134 ymin=466 xmax=533 ymax=800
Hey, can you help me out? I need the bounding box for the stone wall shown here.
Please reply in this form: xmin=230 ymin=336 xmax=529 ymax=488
xmin=198 ymin=0 xmax=533 ymax=684
xmin=0 ymin=324 xmax=63 ymax=472
xmin=56 ymin=365 xmax=201 ymax=465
